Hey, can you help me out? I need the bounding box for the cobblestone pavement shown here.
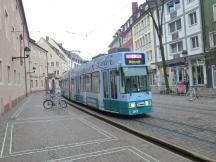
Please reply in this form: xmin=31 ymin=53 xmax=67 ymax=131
xmin=80 ymin=94 xmax=215 ymax=161
xmin=0 ymin=92 xmax=193 ymax=162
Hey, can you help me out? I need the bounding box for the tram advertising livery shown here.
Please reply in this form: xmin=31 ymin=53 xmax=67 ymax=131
xmin=61 ymin=52 xmax=152 ymax=116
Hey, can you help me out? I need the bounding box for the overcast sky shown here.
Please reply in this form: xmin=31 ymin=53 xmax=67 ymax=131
xmin=22 ymin=0 xmax=145 ymax=60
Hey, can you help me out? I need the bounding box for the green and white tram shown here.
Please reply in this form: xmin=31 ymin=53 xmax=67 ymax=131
xmin=61 ymin=52 xmax=152 ymax=115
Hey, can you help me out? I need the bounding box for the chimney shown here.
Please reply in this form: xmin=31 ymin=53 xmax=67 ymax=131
xmin=132 ymin=2 xmax=138 ymax=15
xmin=46 ymin=36 xmax=49 ymax=41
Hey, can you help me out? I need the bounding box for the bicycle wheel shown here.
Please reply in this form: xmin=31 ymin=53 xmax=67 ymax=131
xmin=43 ymin=100 xmax=53 ymax=109
xmin=59 ymin=100 xmax=67 ymax=109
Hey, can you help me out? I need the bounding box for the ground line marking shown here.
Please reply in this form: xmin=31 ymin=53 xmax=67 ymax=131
xmin=3 ymin=138 xmax=118 ymax=158
xmin=9 ymin=123 xmax=14 ymax=154
xmin=0 ymin=123 xmax=9 ymax=158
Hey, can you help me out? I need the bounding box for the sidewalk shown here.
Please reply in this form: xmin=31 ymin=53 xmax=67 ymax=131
xmin=0 ymin=92 xmax=193 ymax=162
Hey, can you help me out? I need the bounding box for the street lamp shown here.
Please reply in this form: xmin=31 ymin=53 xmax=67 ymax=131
xmin=11 ymin=46 xmax=31 ymax=96
xmin=12 ymin=47 xmax=31 ymax=61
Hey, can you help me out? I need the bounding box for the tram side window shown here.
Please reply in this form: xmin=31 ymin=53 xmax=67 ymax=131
xmin=80 ymin=75 xmax=84 ymax=92
xmin=71 ymin=78 xmax=74 ymax=92
xmin=85 ymin=74 xmax=91 ymax=92
xmin=103 ymin=71 xmax=108 ymax=98
xmin=76 ymin=77 xmax=80 ymax=93
xmin=92 ymin=72 xmax=100 ymax=93
xmin=110 ymin=70 xmax=117 ymax=99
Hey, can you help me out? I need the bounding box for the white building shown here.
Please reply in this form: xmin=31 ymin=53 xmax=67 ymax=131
xmin=155 ymin=0 xmax=206 ymax=87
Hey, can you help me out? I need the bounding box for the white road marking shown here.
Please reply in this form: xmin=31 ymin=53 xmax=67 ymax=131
xmin=0 ymin=123 xmax=9 ymax=158
xmin=9 ymin=123 xmax=14 ymax=154
xmin=11 ymin=96 xmax=32 ymax=119
xmin=9 ymin=118 xmax=117 ymax=155
xmin=132 ymin=146 xmax=160 ymax=162
xmin=3 ymin=138 xmax=118 ymax=158
xmin=45 ymin=146 xmax=159 ymax=162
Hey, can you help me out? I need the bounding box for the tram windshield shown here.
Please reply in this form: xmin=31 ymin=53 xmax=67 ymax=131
xmin=120 ymin=67 xmax=150 ymax=93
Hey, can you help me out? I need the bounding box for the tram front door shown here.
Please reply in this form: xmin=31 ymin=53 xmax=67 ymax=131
xmin=102 ymin=70 xmax=118 ymax=112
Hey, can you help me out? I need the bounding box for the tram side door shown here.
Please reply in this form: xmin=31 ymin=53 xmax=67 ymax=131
xmin=102 ymin=71 xmax=110 ymax=110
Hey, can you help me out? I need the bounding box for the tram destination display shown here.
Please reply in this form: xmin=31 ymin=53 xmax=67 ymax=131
xmin=125 ymin=53 xmax=145 ymax=65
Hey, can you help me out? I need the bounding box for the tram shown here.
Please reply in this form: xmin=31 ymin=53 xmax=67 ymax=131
xmin=61 ymin=51 xmax=152 ymax=115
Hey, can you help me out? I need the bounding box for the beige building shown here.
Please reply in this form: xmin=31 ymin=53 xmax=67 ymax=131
xmin=29 ymin=39 xmax=48 ymax=93
xmin=132 ymin=4 xmax=156 ymax=85
xmin=38 ymin=37 xmax=68 ymax=77
xmin=0 ymin=0 xmax=31 ymax=113
xmin=37 ymin=37 xmax=69 ymax=93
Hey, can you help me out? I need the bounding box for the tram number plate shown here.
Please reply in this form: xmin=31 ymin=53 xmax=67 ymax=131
xmin=132 ymin=110 xmax=139 ymax=113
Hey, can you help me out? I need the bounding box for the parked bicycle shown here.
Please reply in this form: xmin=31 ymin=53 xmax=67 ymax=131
xmin=43 ymin=93 xmax=67 ymax=111
xmin=185 ymin=86 xmax=199 ymax=101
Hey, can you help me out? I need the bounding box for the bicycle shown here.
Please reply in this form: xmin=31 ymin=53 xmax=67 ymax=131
xmin=185 ymin=87 xmax=199 ymax=101
xmin=43 ymin=94 xmax=67 ymax=111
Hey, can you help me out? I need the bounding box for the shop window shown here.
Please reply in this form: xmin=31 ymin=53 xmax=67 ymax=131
xmin=192 ymin=65 xmax=204 ymax=85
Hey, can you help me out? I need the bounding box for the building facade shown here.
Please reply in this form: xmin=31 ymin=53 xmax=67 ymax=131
xmin=132 ymin=3 xmax=156 ymax=85
xmin=29 ymin=39 xmax=48 ymax=92
xmin=0 ymin=0 xmax=31 ymax=113
xmin=37 ymin=37 xmax=68 ymax=77
xmin=200 ymin=0 xmax=216 ymax=88
xmin=154 ymin=0 xmax=205 ymax=87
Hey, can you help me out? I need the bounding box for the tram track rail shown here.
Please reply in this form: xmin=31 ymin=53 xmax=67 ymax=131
xmin=143 ymin=116 xmax=216 ymax=134
xmin=154 ymin=102 xmax=216 ymax=112
xmin=153 ymin=103 xmax=216 ymax=117
xmin=133 ymin=118 xmax=216 ymax=146
xmin=65 ymin=98 xmax=215 ymax=162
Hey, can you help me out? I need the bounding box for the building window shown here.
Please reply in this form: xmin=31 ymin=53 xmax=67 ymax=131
xmin=31 ymin=80 xmax=33 ymax=88
xmin=188 ymin=0 xmax=195 ymax=3
xmin=56 ymin=62 xmax=59 ymax=67
xmin=167 ymin=0 xmax=180 ymax=13
xmin=189 ymin=12 xmax=197 ymax=26
xmin=170 ymin=41 xmax=183 ymax=53
xmin=7 ymin=66 xmax=11 ymax=83
xmin=13 ymin=70 xmax=16 ymax=84
xmin=51 ymin=62 xmax=54 ymax=66
xmin=213 ymin=4 xmax=216 ymax=21
xmin=169 ymin=19 xmax=181 ymax=33
xmin=191 ymin=36 xmax=199 ymax=48
xmin=36 ymin=80 xmax=38 ymax=87
xmin=0 ymin=60 xmax=2 ymax=82
xmin=209 ymin=32 xmax=216 ymax=48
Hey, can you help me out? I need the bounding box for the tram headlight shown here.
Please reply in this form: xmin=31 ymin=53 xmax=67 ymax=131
xmin=144 ymin=100 xmax=151 ymax=106
xmin=128 ymin=102 xmax=136 ymax=108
